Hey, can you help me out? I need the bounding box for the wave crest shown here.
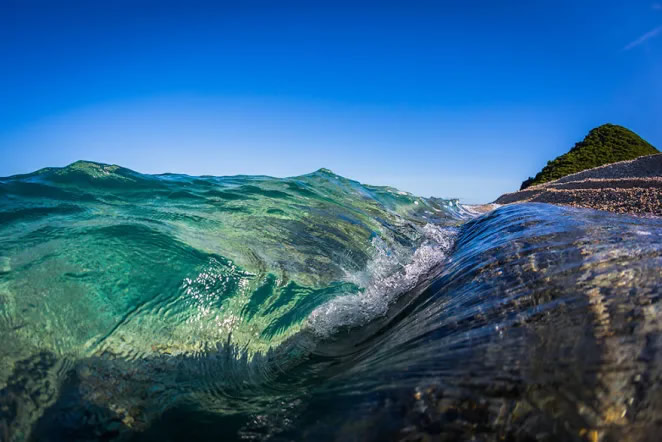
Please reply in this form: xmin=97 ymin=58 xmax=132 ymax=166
xmin=308 ymin=224 xmax=457 ymax=337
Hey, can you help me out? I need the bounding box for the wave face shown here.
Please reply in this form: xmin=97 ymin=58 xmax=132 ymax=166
xmin=0 ymin=161 xmax=661 ymax=441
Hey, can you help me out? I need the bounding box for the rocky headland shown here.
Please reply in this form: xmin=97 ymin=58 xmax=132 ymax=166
xmin=495 ymin=153 xmax=662 ymax=216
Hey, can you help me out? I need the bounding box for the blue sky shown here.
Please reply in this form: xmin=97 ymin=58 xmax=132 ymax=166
xmin=1 ymin=0 xmax=661 ymax=203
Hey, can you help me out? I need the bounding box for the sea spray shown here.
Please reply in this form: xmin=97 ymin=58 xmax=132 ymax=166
xmin=308 ymin=224 xmax=456 ymax=337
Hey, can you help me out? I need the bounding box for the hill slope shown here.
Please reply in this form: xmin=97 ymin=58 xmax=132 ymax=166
xmin=495 ymin=153 xmax=662 ymax=216
xmin=520 ymin=124 xmax=658 ymax=189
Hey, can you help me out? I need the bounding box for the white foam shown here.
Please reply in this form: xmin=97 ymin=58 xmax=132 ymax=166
xmin=307 ymin=224 xmax=456 ymax=337
xmin=460 ymin=203 xmax=499 ymax=216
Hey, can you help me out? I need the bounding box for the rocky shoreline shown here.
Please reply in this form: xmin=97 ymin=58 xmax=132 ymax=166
xmin=495 ymin=154 xmax=662 ymax=216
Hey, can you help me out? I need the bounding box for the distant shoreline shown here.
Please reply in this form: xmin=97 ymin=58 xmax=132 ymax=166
xmin=493 ymin=154 xmax=662 ymax=217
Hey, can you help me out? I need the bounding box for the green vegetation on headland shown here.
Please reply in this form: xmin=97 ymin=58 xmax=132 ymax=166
xmin=520 ymin=124 xmax=659 ymax=189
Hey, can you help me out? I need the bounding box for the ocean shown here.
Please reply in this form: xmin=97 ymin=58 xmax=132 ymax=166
xmin=1 ymin=161 xmax=661 ymax=441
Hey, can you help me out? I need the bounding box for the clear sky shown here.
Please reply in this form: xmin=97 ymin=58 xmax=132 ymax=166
xmin=2 ymin=0 xmax=661 ymax=203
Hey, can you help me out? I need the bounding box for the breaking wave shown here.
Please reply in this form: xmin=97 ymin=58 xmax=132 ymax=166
xmin=1 ymin=161 xmax=661 ymax=441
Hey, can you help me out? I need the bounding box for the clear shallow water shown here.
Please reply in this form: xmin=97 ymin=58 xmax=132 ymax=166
xmin=0 ymin=161 xmax=661 ymax=441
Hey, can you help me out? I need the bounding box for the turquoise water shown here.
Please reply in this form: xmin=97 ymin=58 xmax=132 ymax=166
xmin=1 ymin=161 xmax=661 ymax=441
